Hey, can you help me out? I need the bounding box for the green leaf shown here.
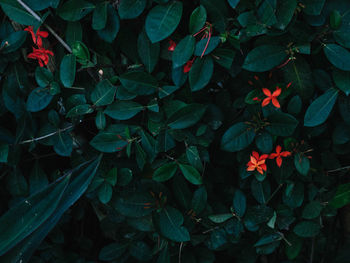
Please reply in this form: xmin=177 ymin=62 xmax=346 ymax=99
xmin=233 ymin=189 xmax=246 ymax=217
xmin=118 ymin=168 xmax=133 ymax=186
xmin=167 ymin=103 xmax=207 ymax=129
xmin=0 ymin=0 xmax=38 ymax=25
xmin=172 ymin=35 xmax=195 ymax=68
xmin=255 ymin=132 xmax=273 ymax=153
xmin=60 ymin=54 xmax=76 ymax=88
xmin=65 ymin=22 xmax=83 ymax=47
xmin=145 ymin=1 xmax=183 ymax=43
xmin=283 ymin=182 xmax=304 ymax=208
xmin=242 ymin=45 xmax=287 ymax=72
xmin=302 ymin=0 xmax=325 ymax=15
xmin=66 ymin=104 xmax=93 ymax=118
xmin=99 ymin=242 xmax=128 ymax=261
xmin=258 ymin=0 xmax=277 ymax=26
xmin=212 ymin=48 xmax=235 ymax=69
xmin=130 ymin=241 xmax=152 ymax=261
xmin=57 ymin=0 xmax=94 ymax=21
xmin=113 ymin=193 xmax=154 ymax=218
xmin=159 ymin=85 xmax=180 ymax=99
xmin=254 ymin=233 xmax=282 ymax=247
xmin=285 ymin=233 xmax=303 ymax=260
xmin=26 ymin=88 xmax=53 ymax=113
xmin=302 ymin=201 xmax=322 ymax=219
xmin=29 ymin=162 xmax=48 ymax=194
xmin=304 ymin=88 xmax=339 ymax=127
xmin=0 ymin=175 xmax=69 ymax=256
xmin=138 ymin=30 xmax=160 ymax=73
xmin=53 ymin=130 xmax=73 ymax=157
xmin=186 ymin=146 xmax=203 ymax=172
xmin=220 ymin=122 xmax=256 ymax=152
xmin=105 ymin=167 xmax=118 ymax=186
xmin=97 ymin=4 xmax=120 ymax=43
xmin=275 ymin=0 xmax=297 ymax=30
xmin=194 ymin=36 xmax=221 ymax=57
xmin=191 ymin=186 xmax=207 ymax=214
xmin=333 ymin=69 xmax=350 ymax=96
xmin=293 ymin=221 xmax=320 ymax=237
xmin=189 ymin=5 xmax=207 ymax=34
xmin=118 ymin=0 xmax=147 ymax=19
xmin=90 ymin=131 xmax=128 ymax=153
xmin=208 ymin=213 xmax=234 ymax=223
xmin=189 ymin=56 xmax=214 ymax=91
xmin=35 ymin=67 xmax=53 ymax=88
xmin=0 ymin=143 xmax=9 ymax=163
xmin=294 ymin=153 xmax=310 ymax=176
xmin=119 ymin=71 xmax=158 ymax=95
xmin=95 ymin=110 xmax=106 ymax=130
xmin=228 ymin=0 xmax=240 ymax=9
xmin=324 ymin=44 xmax=350 ymax=71
xmin=91 ymin=79 xmax=117 ymax=106
xmin=329 ymin=183 xmax=350 ymax=208
xmin=330 ymin=10 xmax=342 ymax=30
xmin=251 ymin=179 xmax=271 ymax=204
xmin=282 ymin=56 xmax=314 ymax=99
xmin=155 ymin=206 xmax=190 ymax=242
xmin=98 ymin=182 xmax=113 ymax=204
xmin=153 ymin=162 xmax=178 ymax=182
xmin=105 ymin=101 xmax=143 ymax=120
xmin=92 ymin=2 xmax=108 ymax=30
xmin=1 ymin=31 xmax=26 ymax=54
xmin=178 ymin=163 xmax=203 ymax=185
xmin=266 ymin=112 xmax=299 ymax=136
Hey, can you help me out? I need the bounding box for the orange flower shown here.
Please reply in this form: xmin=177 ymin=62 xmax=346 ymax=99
xmin=27 ymin=47 xmax=54 ymax=67
xmin=168 ymin=39 xmax=176 ymax=51
xmin=24 ymin=26 xmax=48 ymax=48
xmin=247 ymin=151 xmax=268 ymax=174
xmin=262 ymin=87 xmax=281 ymax=108
xmin=269 ymin=145 xmax=291 ymax=167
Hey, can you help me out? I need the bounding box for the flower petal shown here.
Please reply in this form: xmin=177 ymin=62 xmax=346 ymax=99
xmin=276 ymin=157 xmax=282 ymax=167
xmin=272 ymin=87 xmax=281 ymax=97
xmin=262 ymin=98 xmax=271 ymax=107
xmin=271 ymin=98 xmax=280 ymax=108
xmin=252 ymin=151 xmax=260 ymax=160
xmin=260 ymin=163 xmax=267 ymax=171
xmin=262 ymin=88 xmax=271 ymax=97
xmin=280 ymin=151 xmax=291 ymax=157
xmin=276 ymin=145 xmax=282 ymax=154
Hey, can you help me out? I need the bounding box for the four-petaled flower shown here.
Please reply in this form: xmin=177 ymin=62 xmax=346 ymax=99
xmin=27 ymin=47 xmax=54 ymax=67
xmin=247 ymin=151 xmax=268 ymax=174
xmin=168 ymin=39 xmax=176 ymax=51
xmin=262 ymin=87 xmax=281 ymax=108
xmin=24 ymin=26 xmax=48 ymax=48
xmin=269 ymin=145 xmax=291 ymax=167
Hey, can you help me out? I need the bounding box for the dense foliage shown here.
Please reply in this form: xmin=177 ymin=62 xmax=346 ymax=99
xmin=1 ymin=0 xmax=350 ymax=262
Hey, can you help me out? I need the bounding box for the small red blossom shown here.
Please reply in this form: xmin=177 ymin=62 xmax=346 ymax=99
xmin=253 ymin=97 xmax=261 ymax=101
xmin=24 ymin=26 xmax=48 ymax=48
xmin=286 ymin=82 xmax=292 ymax=88
xmin=262 ymin=86 xmax=281 ymax=108
xmin=183 ymin=58 xmax=195 ymax=73
xmin=269 ymin=145 xmax=291 ymax=167
xmin=27 ymin=47 xmax=54 ymax=67
xmin=168 ymin=39 xmax=176 ymax=51
xmin=247 ymin=151 xmax=269 ymax=174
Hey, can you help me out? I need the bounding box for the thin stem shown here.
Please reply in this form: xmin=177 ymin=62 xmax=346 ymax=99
xmin=178 ymin=242 xmax=183 ymax=263
xmin=18 ymin=125 xmax=74 ymax=145
xmin=327 ymin=165 xmax=350 ymax=173
xmin=310 ymin=237 xmax=315 ymax=263
xmin=16 ymin=0 xmax=72 ymax=53
xmin=265 ymin=184 xmax=283 ymax=205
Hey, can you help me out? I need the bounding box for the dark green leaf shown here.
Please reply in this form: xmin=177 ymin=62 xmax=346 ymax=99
xmin=302 ymin=0 xmax=325 ymax=15
xmin=98 ymin=182 xmax=113 ymax=204
xmin=60 ymin=54 xmax=76 ymax=88
xmin=329 ymin=183 xmax=350 ymax=208
xmin=97 ymin=4 xmax=120 ymax=43
xmin=168 ymin=103 xmax=207 ymax=129
xmin=35 ymin=67 xmax=53 ymax=88
xmin=189 ymin=56 xmax=214 ymax=91
xmin=304 ymin=88 xmax=339 ymax=127
xmin=294 ymin=153 xmax=310 ymax=176
xmin=113 ymin=193 xmax=154 ymax=218
xmin=119 ymin=71 xmax=158 ymax=95
xmin=194 ymin=36 xmax=221 ymax=57
xmin=242 ymin=45 xmax=287 ymax=72
xmin=179 ymin=163 xmax=202 ymax=185
xmin=1 ymin=31 xmax=26 ymax=54
xmin=0 ymin=143 xmax=9 ymax=163
xmin=138 ymin=30 xmax=160 ymax=73
xmin=221 ymin=122 xmax=256 ymax=152
xmin=302 ymin=201 xmax=322 ymax=219
xmin=228 ymin=0 xmax=240 ymax=9
xmin=0 ymin=0 xmax=38 ymax=25
xmin=53 ymin=130 xmax=73 ymax=157
xmin=172 ymin=35 xmax=195 ymax=68
xmin=105 ymin=101 xmax=143 ymax=120
xmin=191 ymin=186 xmax=207 ymax=214
xmin=293 ymin=221 xmax=320 ymax=237
xmin=189 ymin=5 xmax=207 ymax=34
xmin=153 ymin=162 xmax=177 ymax=182
xmin=208 ymin=213 xmax=234 ymax=223
xmin=92 ymin=2 xmax=108 ymax=30
xmin=91 ymin=79 xmax=117 ymax=106
xmin=145 ymin=1 xmax=183 ymax=43
xmin=333 ymin=69 xmax=350 ymax=96
xmin=233 ymin=189 xmax=246 ymax=217
xmin=118 ymin=0 xmax=147 ymax=19
xmin=57 ymin=0 xmax=94 ymax=21
xmin=266 ymin=112 xmax=299 ymax=136
xmin=99 ymin=242 xmax=128 ymax=261
xmin=26 ymin=88 xmax=53 ymax=113
xmin=90 ymin=131 xmax=128 ymax=153
xmin=324 ymin=44 xmax=350 ymax=71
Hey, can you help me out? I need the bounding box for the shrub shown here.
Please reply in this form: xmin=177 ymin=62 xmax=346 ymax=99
xmin=0 ymin=0 xmax=350 ymax=262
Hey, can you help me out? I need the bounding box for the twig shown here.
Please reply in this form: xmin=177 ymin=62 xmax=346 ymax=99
xmin=327 ymin=165 xmax=350 ymax=173
xmin=202 ymin=226 xmax=219 ymax=234
xmin=18 ymin=125 xmax=73 ymax=145
xmin=16 ymin=0 xmax=72 ymax=53
xmin=310 ymin=237 xmax=315 ymax=263
xmin=265 ymin=184 xmax=283 ymax=205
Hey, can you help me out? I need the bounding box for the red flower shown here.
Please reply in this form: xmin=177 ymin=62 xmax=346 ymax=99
xmin=168 ymin=39 xmax=176 ymax=51
xmin=183 ymin=58 xmax=195 ymax=73
xmin=262 ymin=87 xmax=281 ymax=108
xmin=247 ymin=151 xmax=268 ymax=174
xmin=27 ymin=47 xmax=54 ymax=67
xmin=24 ymin=26 xmax=48 ymax=48
xmin=269 ymin=145 xmax=291 ymax=167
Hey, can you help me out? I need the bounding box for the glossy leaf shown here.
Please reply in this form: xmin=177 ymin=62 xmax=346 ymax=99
xmin=221 ymin=122 xmax=256 ymax=152
xmin=118 ymin=0 xmax=147 ymax=19
xmin=189 ymin=56 xmax=214 ymax=91
xmin=60 ymin=54 xmax=76 ymax=88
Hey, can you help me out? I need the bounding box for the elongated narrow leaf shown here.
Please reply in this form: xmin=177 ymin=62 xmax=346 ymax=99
xmin=189 ymin=5 xmax=207 ymax=34
xmin=0 ymin=0 xmax=38 ymax=25
xmin=168 ymin=104 xmax=207 ymax=129
xmin=0 ymin=176 xmax=69 ymax=256
xmin=179 ymin=163 xmax=202 ymax=185
xmin=105 ymin=101 xmax=143 ymax=120
xmin=138 ymin=30 xmax=160 ymax=73
xmin=60 ymin=54 xmax=76 ymax=88
xmin=153 ymin=162 xmax=178 ymax=182
xmin=304 ymin=89 xmax=339 ymax=127
xmin=189 ymin=56 xmax=214 ymax=91
xmin=90 ymin=131 xmax=128 ymax=153
xmin=172 ymin=35 xmax=195 ymax=68
xmin=324 ymin=44 xmax=350 ymax=71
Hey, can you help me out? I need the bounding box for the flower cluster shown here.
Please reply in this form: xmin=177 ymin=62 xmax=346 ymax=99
xmin=25 ymin=26 xmax=53 ymax=67
xmin=247 ymin=146 xmax=291 ymax=174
